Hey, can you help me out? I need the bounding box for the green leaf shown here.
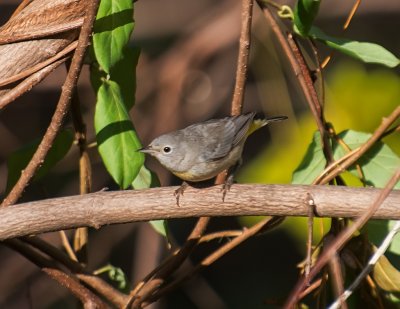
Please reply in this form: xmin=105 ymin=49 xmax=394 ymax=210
xmin=94 ymin=79 xmax=144 ymax=189
xmin=6 ymin=130 xmax=73 ymax=192
xmin=131 ymin=166 xmax=170 ymax=241
xmin=292 ymin=130 xmax=400 ymax=187
xmin=94 ymin=264 xmax=128 ymax=291
xmin=373 ymin=251 xmax=400 ymax=292
xmin=365 ymin=220 xmax=400 ymax=258
xmin=112 ymin=46 xmax=140 ymax=110
xmin=293 ymin=0 xmax=321 ymax=36
xmin=310 ymin=27 xmax=400 ymax=68
xmin=334 ymin=130 xmax=400 ymax=189
xmin=149 ymin=220 xmax=169 ymax=238
xmin=92 ymin=0 xmax=134 ymax=73
xmin=132 ymin=165 xmax=160 ymax=189
xmin=292 ymin=131 xmax=326 ymax=184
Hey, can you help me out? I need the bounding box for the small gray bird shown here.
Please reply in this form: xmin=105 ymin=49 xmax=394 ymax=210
xmin=140 ymin=112 xmax=287 ymax=204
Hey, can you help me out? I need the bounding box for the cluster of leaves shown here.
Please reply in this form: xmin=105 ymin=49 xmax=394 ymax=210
xmin=290 ymin=0 xmax=400 ymax=306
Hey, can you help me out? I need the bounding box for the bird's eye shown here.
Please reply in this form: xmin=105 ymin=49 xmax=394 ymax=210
xmin=163 ymin=146 xmax=172 ymax=154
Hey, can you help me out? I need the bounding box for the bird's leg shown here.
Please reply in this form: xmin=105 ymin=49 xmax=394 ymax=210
xmin=221 ymin=159 xmax=242 ymax=202
xmin=174 ymin=181 xmax=189 ymax=207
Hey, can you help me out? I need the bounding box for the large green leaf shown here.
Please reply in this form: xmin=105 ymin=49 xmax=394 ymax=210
xmin=94 ymin=80 xmax=144 ymax=189
xmin=292 ymin=131 xmax=325 ymax=184
xmin=112 ymin=47 xmax=140 ymax=110
xmin=92 ymin=0 xmax=134 ymax=73
xmin=310 ymin=27 xmax=400 ymax=68
xmin=293 ymin=0 xmax=321 ymax=36
xmin=6 ymin=130 xmax=73 ymax=193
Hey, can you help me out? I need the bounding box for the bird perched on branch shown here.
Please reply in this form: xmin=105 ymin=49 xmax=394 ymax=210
xmin=140 ymin=112 xmax=287 ymax=205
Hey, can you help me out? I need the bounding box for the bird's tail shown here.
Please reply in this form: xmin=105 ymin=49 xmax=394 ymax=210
xmin=247 ymin=115 xmax=288 ymax=136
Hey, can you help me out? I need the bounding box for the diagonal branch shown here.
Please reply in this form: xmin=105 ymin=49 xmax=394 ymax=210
xmin=1 ymin=0 xmax=100 ymax=207
xmin=284 ymin=168 xmax=400 ymax=308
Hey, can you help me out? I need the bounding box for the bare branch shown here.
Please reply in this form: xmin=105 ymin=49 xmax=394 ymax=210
xmin=0 ymin=184 xmax=399 ymax=241
xmin=231 ymin=0 xmax=253 ymax=115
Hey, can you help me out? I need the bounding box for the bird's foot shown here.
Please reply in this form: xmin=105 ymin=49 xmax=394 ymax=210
xmin=174 ymin=181 xmax=189 ymax=207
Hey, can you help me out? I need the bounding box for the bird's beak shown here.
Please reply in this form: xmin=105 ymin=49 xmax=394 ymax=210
xmin=137 ymin=146 xmax=153 ymax=153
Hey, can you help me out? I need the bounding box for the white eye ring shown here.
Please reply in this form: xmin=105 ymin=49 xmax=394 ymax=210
xmin=163 ymin=146 xmax=172 ymax=154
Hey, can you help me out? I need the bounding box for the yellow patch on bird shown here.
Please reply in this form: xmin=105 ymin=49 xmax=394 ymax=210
xmin=246 ymin=119 xmax=268 ymax=136
xmin=172 ymin=171 xmax=202 ymax=182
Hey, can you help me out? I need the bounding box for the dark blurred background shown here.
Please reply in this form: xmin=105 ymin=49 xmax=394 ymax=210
xmin=0 ymin=0 xmax=399 ymax=308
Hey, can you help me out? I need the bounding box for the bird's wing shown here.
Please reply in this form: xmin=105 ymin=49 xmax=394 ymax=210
xmin=193 ymin=112 xmax=255 ymax=162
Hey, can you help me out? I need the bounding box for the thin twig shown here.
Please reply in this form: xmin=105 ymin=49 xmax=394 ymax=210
xmin=77 ymin=274 xmax=129 ymax=307
xmin=231 ymin=0 xmax=254 ymax=115
xmin=1 ymin=0 xmax=100 ymax=207
xmin=43 ymin=268 xmax=106 ymax=309
xmin=298 ymin=278 xmax=322 ymax=300
xmin=146 ymin=217 xmax=280 ymax=305
xmin=22 ymin=236 xmax=83 ymax=273
xmin=317 ymin=106 xmax=400 ymax=185
xmin=59 ymin=231 xmax=79 ymax=262
xmin=22 ymin=236 xmax=127 ymax=308
xmin=305 ymin=194 xmax=315 ymax=277
xmin=328 ymin=220 xmax=400 ymax=309
xmin=258 ymin=4 xmax=333 ymax=160
xmin=328 ymin=254 xmax=347 ymax=309
xmin=284 ymin=168 xmax=400 ymax=308
xmin=69 ymin=75 xmax=92 ymax=263
xmin=199 ymin=230 xmax=243 ymax=243
xmin=321 ymin=0 xmax=361 ymax=68
xmin=5 ymin=239 xmax=106 ymax=308
xmin=128 ymin=217 xmax=210 ymax=308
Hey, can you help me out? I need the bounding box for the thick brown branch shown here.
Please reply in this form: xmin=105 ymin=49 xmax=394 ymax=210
xmin=0 ymin=184 xmax=399 ymax=241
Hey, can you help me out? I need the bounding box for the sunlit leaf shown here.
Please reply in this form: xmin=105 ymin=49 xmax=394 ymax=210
xmin=373 ymin=251 xmax=400 ymax=292
xmin=310 ymin=27 xmax=400 ymax=68
xmin=334 ymin=130 xmax=400 ymax=189
xmin=292 ymin=130 xmax=400 ymax=187
xmin=292 ymin=131 xmax=325 ymax=184
xmin=92 ymin=0 xmax=134 ymax=73
xmin=94 ymin=80 xmax=144 ymax=189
